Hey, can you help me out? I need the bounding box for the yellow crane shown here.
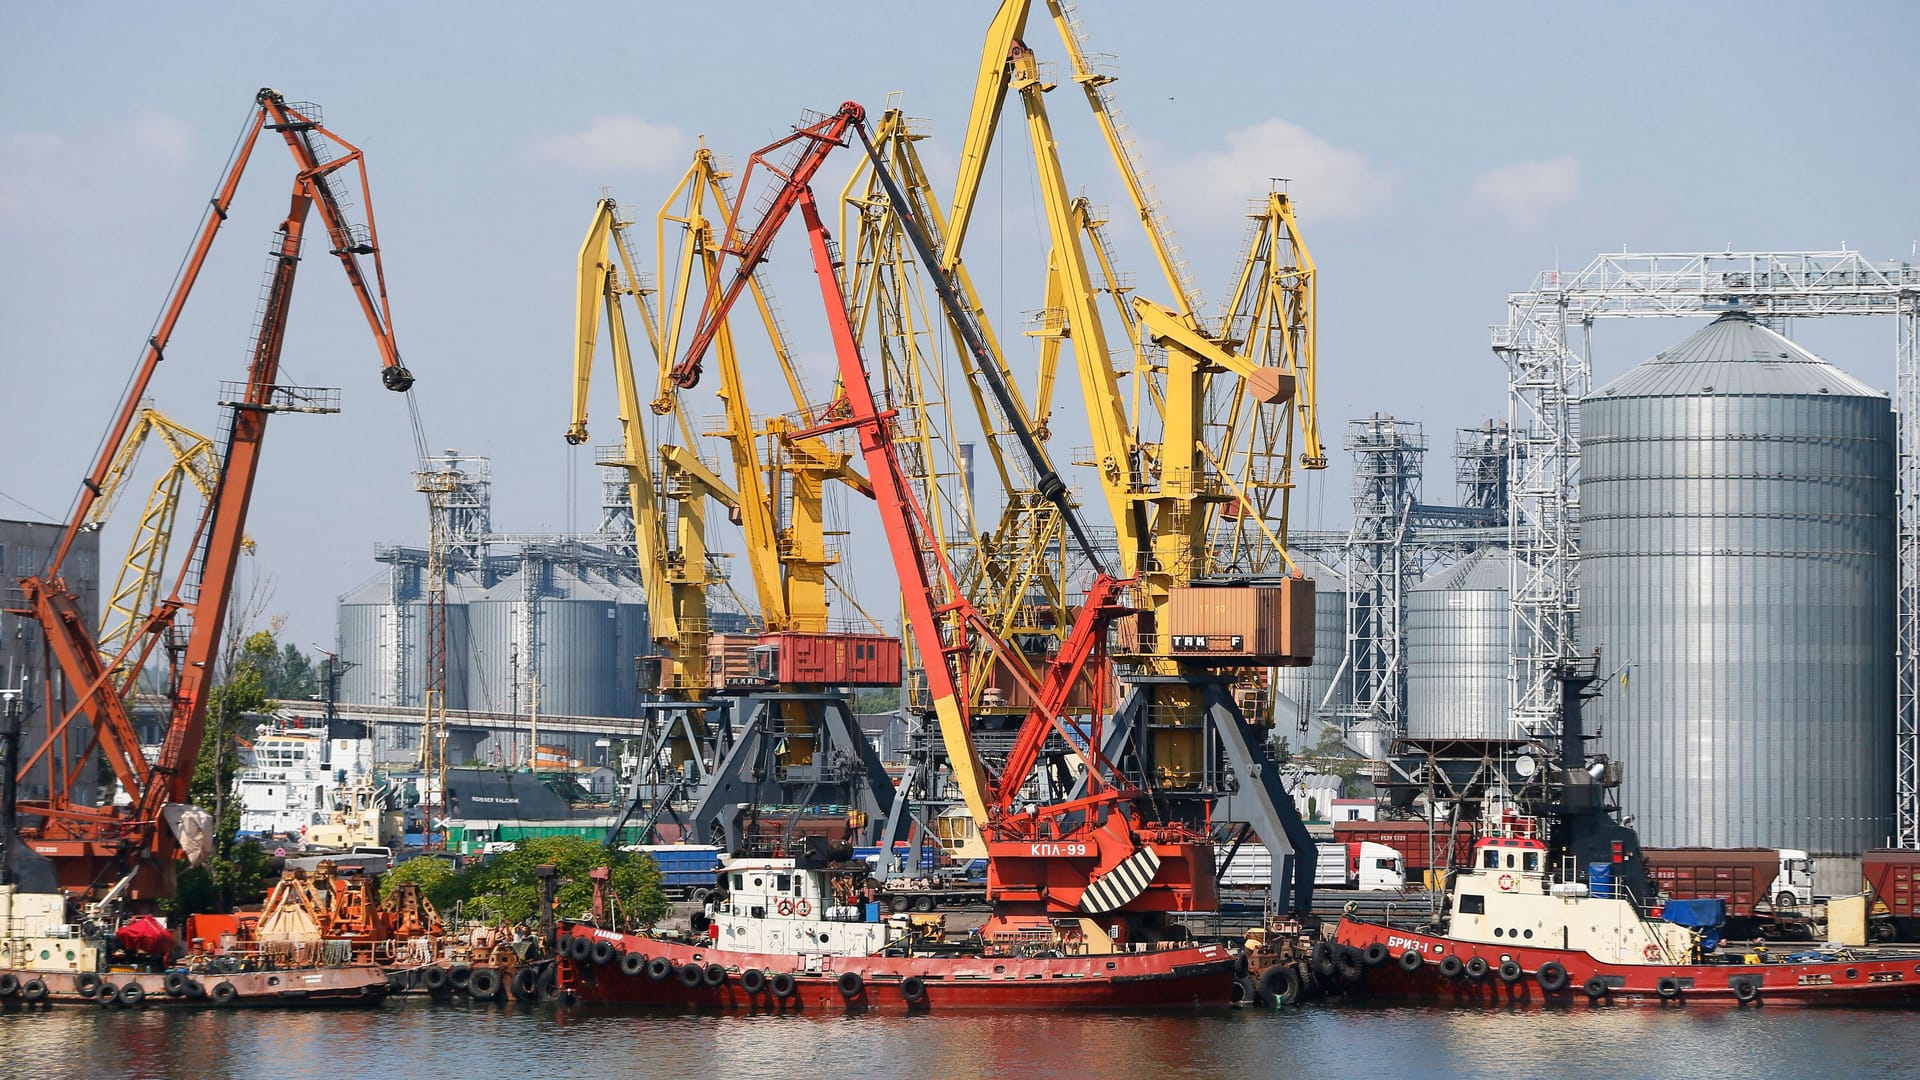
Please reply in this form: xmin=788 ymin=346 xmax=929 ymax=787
xmin=82 ymin=407 xmax=237 ymax=685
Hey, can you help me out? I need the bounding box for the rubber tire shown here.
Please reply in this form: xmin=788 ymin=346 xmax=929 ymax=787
xmin=98 ymin=982 xmax=120 ymax=1007
xmin=469 ymin=968 xmax=502 ymax=1001
xmin=620 ymin=952 xmax=648 ymax=977
xmin=1335 ymin=945 xmax=1363 ymax=984
xmin=162 ymin=971 xmax=188 ymax=998
xmin=1537 ymin=961 xmax=1570 ymax=994
xmin=1397 ymin=948 xmax=1424 ymax=973
xmin=1497 ymin=960 xmax=1522 ymax=984
xmin=591 ymin=940 xmax=617 ymax=967
xmin=740 ymin=968 xmax=766 ymax=995
xmin=837 ymin=970 xmax=864 ymax=998
xmin=647 ymin=956 xmax=674 ymax=981
xmin=22 ymin=979 xmax=47 ymax=1003
xmin=121 ymin=982 xmax=146 ymax=1007
xmin=1656 ymin=976 xmax=1682 ymax=1000
xmin=1311 ymin=939 xmax=1337 ymax=980
xmin=568 ymin=935 xmax=592 ymax=960
xmin=889 ymin=895 xmax=911 ymax=914
xmin=1465 ymin=957 xmax=1490 ymax=981
xmin=449 ymin=964 xmax=472 ymax=991
xmin=678 ymin=963 xmax=704 ymax=989
xmin=212 ymin=981 xmax=238 ymax=1007
xmin=1362 ymin=942 xmax=1390 ymax=967
xmin=913 ymin=896 xmax=935 ymax=914
xmin=1583 ymin=975 xmax=1608 ymax=1000
xmin=186 ymin=979 xmax=206 ymax=1000
xmin=1731 ymin=976 xmax=1758 ymax=1004
xmin=387 ymin=971 xmax=409 ymax=994
xmin=75 ymin=973 xmax=101 ymax=999
xmin=1439 ymin=955 xmax=1465 ymax=980
xmin=423 ymin=966 xmax=449 ymax=992
xmin=702 ymin=963 xmax=727 ymax=988
xmin=1232 ymin=976 xmax=1252 ymax=1005
xmin=1775 ymin=892 xmax=1797 ymax=910
xmin=769 ymin=972 xmax=797 ymax=999
xmin=1260 ymin=964 xmax=1301 ymax=1006
xmin=901 ymin=975 xmax=927 ymax=1004
xmin=512 ymin=966 xmax=541 ymax=1000
xmin=0 ymin=973 xmax=18 ymax=997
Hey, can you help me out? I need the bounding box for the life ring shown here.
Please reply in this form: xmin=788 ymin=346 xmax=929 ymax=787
xmin=778 ymin=899 xmax=795 ymax=916
xmin=1497 ymin=874 xmax=1517 ymax=892
xmin=1643 ymin=943 xmax=1662 ymax=962
xmin=795 ymin=899 xmax=811 ymax=917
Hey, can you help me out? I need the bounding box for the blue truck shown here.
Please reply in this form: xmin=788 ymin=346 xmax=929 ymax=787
xmin=619 ymin=844 xmax=725 ymax=900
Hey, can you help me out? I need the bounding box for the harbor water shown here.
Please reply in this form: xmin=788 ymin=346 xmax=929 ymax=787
xmin=2 ymin=998 xmax=1913 ymax=1079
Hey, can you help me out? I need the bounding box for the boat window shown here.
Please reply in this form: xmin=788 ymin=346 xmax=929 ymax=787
xmin=753 ymin=877 xmax=764 ymax=888
xmin=1494 ymin=927 xmax=1504 ymax=937
xmin=1483 ymin=850 xmax=1498 ymax=869
xmin=1523 ymin=852 xmax=1540 ymax=872
xmin=1523 ymin=929 xmax=1534 ymax=939
xmin=733 ymin=874 xmax=744 ymax=891
xmin=776 ymin=875 xmax=792 ymax=893
xmin=1505 ymin=853 xmax=1516 ymax=869
xmin=1460 ymin=894 xmax=1485 ymax=915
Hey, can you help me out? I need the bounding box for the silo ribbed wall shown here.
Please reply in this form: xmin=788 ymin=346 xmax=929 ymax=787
xmin=1406 ymin=547 xmax=1520 ymax=740
xmin=1581 ymin=313 xmax=1895 ymax=854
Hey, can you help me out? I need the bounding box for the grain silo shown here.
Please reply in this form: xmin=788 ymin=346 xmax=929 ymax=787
xmin=1581 ymin=310 xmax=1895 ymax=856
xmin=1271 ymin=555 xmax=1350 ymax=732
xmin=1405 ymin=546 xmax=1520 ymax=741
xmin=335 ymin=559 xmax=471 ymax=710
xmin=464 ymin=556 xmax=649 ymax=720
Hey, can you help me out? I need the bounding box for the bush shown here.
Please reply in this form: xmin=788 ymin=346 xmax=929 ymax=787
xmin=435 ymin=836 xmax=668 ymax=929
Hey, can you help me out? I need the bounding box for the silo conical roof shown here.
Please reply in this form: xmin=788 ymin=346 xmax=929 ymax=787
xmin=1591 ymin=310 xmax=1881 ymax=400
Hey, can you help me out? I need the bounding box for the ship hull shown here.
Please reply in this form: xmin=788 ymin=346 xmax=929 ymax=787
xmin=556 ymin=924 xmax=1235 ymax=1012
xmin=0 ymin=964 xmax=390 ymax=1008
xmin=1335 ymin=919 xmax=1920 ymax=1007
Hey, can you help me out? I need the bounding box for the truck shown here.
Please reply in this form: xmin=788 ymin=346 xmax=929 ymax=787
xmin=1643 ymin=847 xmax=1817 ymax=939
xmin=1332 ymin=820 xmax=1477 ymax=882
xmin=1862 ymin=848 xmax=1920 ymax=942
xmin=1314 ymin=841 xmax=1407 ymax=891
xmin=618 ymin=843 xmax=725 ymax=900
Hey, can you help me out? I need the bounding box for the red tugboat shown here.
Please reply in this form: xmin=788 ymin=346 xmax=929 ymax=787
xmin=556 ymin=843 xmax=1235 ymax=1013
xmin=1336 ymin=661 xmax=1920 ymax=1007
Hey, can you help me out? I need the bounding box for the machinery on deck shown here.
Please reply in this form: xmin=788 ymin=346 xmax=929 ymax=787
xmin=6 ymin=89 xmax=412 ymax=904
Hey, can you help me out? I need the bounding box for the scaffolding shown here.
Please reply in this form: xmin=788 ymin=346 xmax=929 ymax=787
xmin=1491 ymin=249 xmax=1920 ymax=846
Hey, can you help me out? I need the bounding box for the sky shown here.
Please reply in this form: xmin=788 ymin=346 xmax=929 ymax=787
xmin=2 ymin=0 xmax=1917 ymax=657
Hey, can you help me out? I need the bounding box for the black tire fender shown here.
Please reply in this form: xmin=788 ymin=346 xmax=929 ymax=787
xmin=469 ymin=967 xmax=501 ymax=1000
xmin=1536 ymin=961 xmax=1570 ymax=994
xmin=702 ymin=963 xmax=727 ymax=988
xmin=836 ymin=970 xmax=864 ymax=998
xmin=0 ymin=973 xmax=18 ymax=997
xmin=120 ymin=982 xmax=146 ymax=1007
xmin=1334 ymin=945 xmax=1364 ymax=983
xmin=591 ymin=939 xmax=616 ymax=966
xmin=212 ymin=981 xmax=239 ymax=1006
xmin=97 ymin=982 xmax=120 ymax=1007
xmin=1311 ymin=939 xmax=1337 ymax=979
xmin=1439 ymin=954 xmax=1465 ymax=979
xmin=1731 ymin=975 xmax=1759 ymax=1004
xmin=740 ymin=967 xmax=767 ymax=994
xmin=769 ymin=971 xmax=797 ymax=999
xmin=900 ymin=975 xmax=927 ymax=1003
xmin=1465 ymin=957 xmax=1490 ymax=981
xmin=423 ymin=965 xmax=449 ymax=991
xmin=22 ymin=979 xmax=48 ymax=1003
xmin=1362 ymin=942 xmax=1390 ymax=967
xmin=1397 ymin=948 xmax=1425 ymax=973
xmin=647 ymin=956 xmax=674 ymax=981
xmin=1497 ymin=960 xmax=1523 ymax=984
xmin=512 ymin=966 xmax=541 ymax=1000
xmin=1656 ymin=976 xmax=1682 ymax=1000
xmin=75 ymin=973 xmax=101 ymax=998
xmin=620 ymin=951 xmax=648 ymax=978
xmin=449 ymin=964 xmax=472 ymax=990
xmin=162 ymin=971 xmax=188 ymax=998
xmin=678 ymin=963 xmax=704 ymax=988
xmin=1583 ymin=975 xmax=1608 ymax=1000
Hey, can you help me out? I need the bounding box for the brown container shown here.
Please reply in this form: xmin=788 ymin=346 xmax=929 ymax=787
xmin=1643 ymin=847 xmax=1782 ymax=916
xmin=706 ymin=634 xmax=760 ymax=687
xmin=756 ymin=632 xmax=902 ymax=687
xmin=1863 ymin=848 xmax=1920 ymax=918
xmin=1164 ymin=578 xmax=1315 ymax=665
xmin=978 ymin=648 xmax=1117 ymax=714
xmin=1334 ymin=820 xmax=1478 ymax=874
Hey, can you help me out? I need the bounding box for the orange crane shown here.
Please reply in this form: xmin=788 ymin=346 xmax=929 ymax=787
xmin=7 ymin=89 xmax=411 ymax=903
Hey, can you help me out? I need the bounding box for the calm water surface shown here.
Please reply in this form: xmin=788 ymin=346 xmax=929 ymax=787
xmin=2 ymin=998 xmax=1915 ymax=1079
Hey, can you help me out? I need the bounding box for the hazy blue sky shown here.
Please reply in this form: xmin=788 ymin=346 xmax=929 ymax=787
xmin=3 ymin=0 xmax=1916 ymax=657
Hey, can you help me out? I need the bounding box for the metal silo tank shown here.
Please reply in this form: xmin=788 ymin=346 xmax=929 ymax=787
xmin=1272 ymin=555 xmax=1350 ymax=732
xmin=1581 ymin=311 xmax=1895 ymax=855
xmin=1405 ymin=546 xmax=1520 ymax=741
xmin=463 ymin=568 xmax=525 ymax=716
xmin=529 ymin=564 xmax=625 ymax=719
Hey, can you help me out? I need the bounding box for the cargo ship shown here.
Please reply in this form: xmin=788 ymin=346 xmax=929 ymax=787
xmin=1333 ymin=662 xmax=1920 ymax=1007
xmin=554 ymin=843 xmax=1235 ymax=1013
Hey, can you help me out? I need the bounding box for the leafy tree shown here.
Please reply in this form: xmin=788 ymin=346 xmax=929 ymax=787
xmin=165 ymin=632 xmax=276 ymax=917
xmin=380 ymin=855 xmax=460 ymax=909
xmin=437 ymin=836 xmax=668 ymax=929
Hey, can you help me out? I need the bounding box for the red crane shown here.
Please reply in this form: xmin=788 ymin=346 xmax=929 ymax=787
xmin=8 ymin=89 xmax=412 ymax=903
xmin=691 ymin=103 xmax=1216 ymax=946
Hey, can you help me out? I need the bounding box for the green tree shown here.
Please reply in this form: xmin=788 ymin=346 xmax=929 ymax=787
xmin=380 ymin=855 xmax=460 ymax=909
xmin=438 ymin=836 xmax=668 ymax=929
xmin=164 ymin=633 xmax=277 ymax=918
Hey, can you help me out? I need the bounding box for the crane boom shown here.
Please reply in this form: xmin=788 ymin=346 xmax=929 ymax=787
xmin=9 ymin=89 xmax=411 ymax=901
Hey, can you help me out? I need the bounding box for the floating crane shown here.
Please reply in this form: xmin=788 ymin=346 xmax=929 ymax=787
xmin=7 ymin=90 xmax=412 ymax=902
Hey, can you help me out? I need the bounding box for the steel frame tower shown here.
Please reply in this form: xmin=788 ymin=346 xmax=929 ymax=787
xmin=1492 ymin=250 xmax=1920 ymax=846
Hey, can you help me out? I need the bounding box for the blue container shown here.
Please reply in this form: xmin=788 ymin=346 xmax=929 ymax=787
xmin=1587 ymin=861 xmax=1614 ymax=898
xmin=865 ymin=902 xmax=881 ymax=923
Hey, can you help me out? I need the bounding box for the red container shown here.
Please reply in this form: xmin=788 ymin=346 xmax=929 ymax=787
xmin=756 ymin=633 xmax=902 ymax=687
xmin=1642 ymin=848 xmax=1781 ymax=916
xmin=1864 ymin=848 xmax=1920 ymax=918
xmin=1332 ymin=820 xmax=1478 ymax=874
